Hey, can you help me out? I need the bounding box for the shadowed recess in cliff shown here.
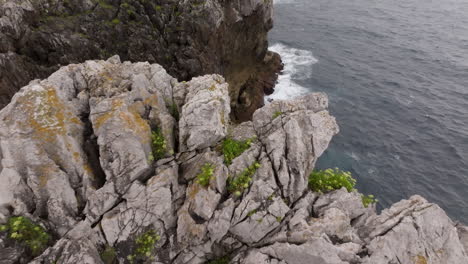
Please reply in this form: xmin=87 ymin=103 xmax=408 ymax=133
xmin=0 ymin=0 xmax=281 ymax=120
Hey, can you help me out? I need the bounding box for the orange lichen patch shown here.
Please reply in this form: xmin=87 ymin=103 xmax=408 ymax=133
xmin=188 ymin=183 xmax=201 ymax=201
xmin=15 ymin=86 xmax=82 ymax=143
xmin=99 ymin=71 xmax=114 ymax=82
xmin=413 ymin=255 xmax=428 ymax=264
xmin=119 ymin=109 xmax=151 ymax=143
xmin=83 ymin=164 xmax=96 ymax=180
xmin=220 ymin=108 xmax=226 ymax=125
xmin=92 ymin=98 xmax=151 ymax=144
xmin=69 ymin=116 xmax=82 ymax=125
xmin=93 ymin=111 xmax=113 ymax=130
xmin=36 ymin=164 xmax=56 ymax=188
xmin=72 ymin=152 xmax=81 ymax=162
xmin=92 ymin=98 xmax=124 ymax=130
xmin=143 ymin=94 xmax=160 ymax=109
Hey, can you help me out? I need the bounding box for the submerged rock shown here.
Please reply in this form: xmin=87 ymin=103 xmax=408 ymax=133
xmin=0 ymin=59 xmax=466 ymax=263
xmin=0 ymin=0 xmax=281 ymax=119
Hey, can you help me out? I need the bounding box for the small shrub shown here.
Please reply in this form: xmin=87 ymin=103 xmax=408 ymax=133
xmin=169 ymin=103 xmax=179 ymax=121
xmin=207 ymin=256 xmax=230 ymax=264
xmin=308 ymin=168 xmax=356 ymax=193
xmin=196 ymin=163 xmax=215 ymax=187
xmin=361 ymin=194 xmax=378 ymax=208
xmin=276 ymin=216 xmax=282 ymax=222
xmin=150 ymin=128 xmax=167 ymax=161
xmin=164 ymin=99 xmax=179 ymax=121
xmin=111 ymin=18 xmax=120 ymax=24
xmin=221 ymin=137 xmax=254 ymax=165
xmin=272 ymin=111 xmax=283 ymax=119
xmin=247 ymin=209 xmax=257 ymax=217
xmin=100 ymin=245 xmax=117 ymax=264
xmin=127 ymin=230 xmax=160 ymax=263
xmin=0 ymin=216 xmax=50 ymax=256
xmin=228 ymin=162 xmax=260 ymax=196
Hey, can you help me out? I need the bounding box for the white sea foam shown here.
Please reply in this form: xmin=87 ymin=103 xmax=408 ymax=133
xmin=265 ymin=43 xmax=318 ymax=102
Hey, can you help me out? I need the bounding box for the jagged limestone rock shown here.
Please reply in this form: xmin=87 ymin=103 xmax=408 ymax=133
xmin=253 ymin=93 xmax=339 ymax=203
xmin=0 ymin=60 xmax=467 ymax=264
xmin=179 ymin=75 xmax=230 ymax=152
xmin=0 ymin=0 xmax=281 ymax=120
xmin=360 ymin=195 xmax=468 ymax=264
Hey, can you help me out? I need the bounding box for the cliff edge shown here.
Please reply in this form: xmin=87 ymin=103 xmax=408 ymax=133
xmin=0 ymin=58 xmax=466 ymax=264
xmin=0 ymin=0 xmax=281 ymax=119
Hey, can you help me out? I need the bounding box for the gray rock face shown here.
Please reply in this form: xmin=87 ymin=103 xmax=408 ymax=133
xmin=360 ymin=196 xmax=468 ymax=264
xmin=0 ymin=59 xmax=467 ymax=264
xmin=179 ymin=75 xmax=230 ymax=151
xmin=253 ymin=93 xmax=339 ymax=203
xmin=0 ymin=0 xmax=281 ymax=120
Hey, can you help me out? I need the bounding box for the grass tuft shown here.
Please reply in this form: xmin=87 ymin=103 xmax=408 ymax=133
xmin=308 ymin=168 xmax=356 ymax=193
xmin=227 ymin=162 xmax=260 ymax=196
xmin=361 ymin=194 xmax=378 ymax=208
xmin=149 ymin=128 xmax=167 ymax=162
xmin=221 ymin=137 xmax=254 ymax=165
xmin=0 ymin=216 xmax=50 ymax=256
xmin=207 ymin=256 xmax=230 ymax=264
xmin=196 ymin=163 xmax=215 ymax=187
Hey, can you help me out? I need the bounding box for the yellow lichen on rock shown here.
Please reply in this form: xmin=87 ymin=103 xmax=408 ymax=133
xmin=414 ymin=255 xmax=428 ymax=264
xmin=16 ymin=85 xmax=82 ymax=143
xmin=92 ymin=98 xmax=124 ymax=130
xmin=119 ymin=109 xmax=151 ymax=143
xmin=36 ymin=164 xmax=56 ymax=188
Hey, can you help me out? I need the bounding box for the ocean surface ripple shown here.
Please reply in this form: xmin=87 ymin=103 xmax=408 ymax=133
xmin=270 ymin=0 xmax=468 ymax=223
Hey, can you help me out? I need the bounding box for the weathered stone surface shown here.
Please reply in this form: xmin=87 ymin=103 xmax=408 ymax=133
xmin=253 ymin=93 xmax=339 ymax=203
xmin=240 ymin=239 xmax=349 ymax=264
xmin=314 ymin=188 xmax=371 ymax=220
xmin=30 ymin=220 xmax=104 ymax=264
xmin=360 ymin=195 xmax=468 ymax=264
xmin=1 ymin=60 xmax=467 ymax=264
xmin=179 ymin=75 xmax=230 ymax=151
xmin=457 ymin=224 xmax=468 ymax=254
xmin=0 ymin=0 xmax=281 ymax=119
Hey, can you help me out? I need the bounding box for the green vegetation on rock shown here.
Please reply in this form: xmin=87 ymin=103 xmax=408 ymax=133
xmin=127 ymin=229 xmax=160 ymax=263
xmin=100 ymin=245 xmax=117 ymax=264
xmin=166 ymin=101 xmax=180 ymax=121
xmin=149 ymin=128 xmax=167 ymax=162
xmin=207 ymin=256 xmax=230 ymax=264
xmin=221 ymin=137 xmax=254 ymax=165
xmin=308 ymin=168 xmax=356 ymax=193
xmin=196 ymin=163 xmax=215 ymax=187
xmin=272 ymin=111 xmax=283 ymax=119
xmin=0 ymin=216 xmax=50 ymax=256
xmin=361 ymin=194 xmax=378 ymax=208
xmin=310 ymin=169 xmax=378 ymax=207
xmin=227 ymin=162 xmax=260 ymax=196
xmin=247 ymin=209 xmax=257 ymax=217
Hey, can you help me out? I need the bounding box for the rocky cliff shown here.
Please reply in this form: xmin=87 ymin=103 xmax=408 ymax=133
xmin=0 ymin=0 xmax=281 ymax=120
xmin=0 ymin=58 xmax=467 ymax=264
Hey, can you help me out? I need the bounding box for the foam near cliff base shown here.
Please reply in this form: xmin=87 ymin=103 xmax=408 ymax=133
xmin=265 ymin=43 xmax=318 ymax=102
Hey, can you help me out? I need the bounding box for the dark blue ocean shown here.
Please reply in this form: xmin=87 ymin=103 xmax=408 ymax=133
xmin=268 ymin=0 xmax=468 ymax=223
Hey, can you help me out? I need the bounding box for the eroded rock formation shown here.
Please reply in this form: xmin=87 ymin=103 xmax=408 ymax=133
xmin=0 ymin=58 xmax=467 ymax=264
xmin=0 ymin=0 xmax=281 ymax=119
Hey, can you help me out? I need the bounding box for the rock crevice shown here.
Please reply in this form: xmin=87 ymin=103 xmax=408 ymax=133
xmin=0 ymin=59 xmax=466 ymax=264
